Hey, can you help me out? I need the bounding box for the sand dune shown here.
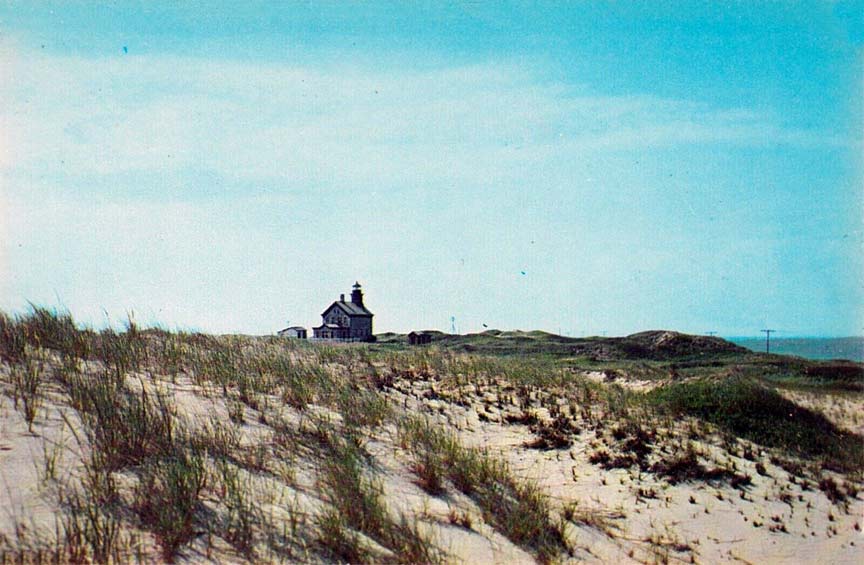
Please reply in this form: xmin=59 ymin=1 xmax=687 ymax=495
xmin=1 ymin=321 xmax=861 ymax=563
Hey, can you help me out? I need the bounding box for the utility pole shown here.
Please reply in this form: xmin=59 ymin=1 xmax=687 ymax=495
xmin=760 ymin=329 xmax=775 ymax=354
xmin=706 ymin=331 xmax=717 ymax=337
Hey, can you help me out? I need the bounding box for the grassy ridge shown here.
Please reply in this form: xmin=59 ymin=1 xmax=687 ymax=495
xmin=379 ymin=328 xmax=750 ymax=361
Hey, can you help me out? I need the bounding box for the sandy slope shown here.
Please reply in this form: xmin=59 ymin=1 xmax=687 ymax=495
xmin=1 ymin=339 xmax=862 ymax=563
xmin=384 ymin=372 xmax=862 ymax=564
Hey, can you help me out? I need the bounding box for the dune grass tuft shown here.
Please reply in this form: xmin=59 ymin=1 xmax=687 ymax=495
xmin=399 ymin=416 xmax=569 ymax=563
xmin=134 ymin=447 xmax=208 ymax=560
xmin=316 ymin=423 xmax=441 ymax=564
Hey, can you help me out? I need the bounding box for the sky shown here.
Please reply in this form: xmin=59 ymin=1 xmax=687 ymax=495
xmin=0 ymin=1 xmax=862 ymax=337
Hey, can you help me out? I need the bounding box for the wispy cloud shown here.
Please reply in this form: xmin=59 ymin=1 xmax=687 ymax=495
xmin=1 ymin=39 xmax=844 ymax=195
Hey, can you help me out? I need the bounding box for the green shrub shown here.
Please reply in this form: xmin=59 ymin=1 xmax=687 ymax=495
xmin=646 ymin=376 xmax=864 ymax=472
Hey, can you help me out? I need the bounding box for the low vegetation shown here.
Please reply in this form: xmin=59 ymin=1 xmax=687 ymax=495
xmin=646 ymin=376 xmax=864 ymax=473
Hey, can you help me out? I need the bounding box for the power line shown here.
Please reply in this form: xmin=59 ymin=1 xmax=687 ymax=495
xmin=760 ymin=329 xmax=775 ymax=354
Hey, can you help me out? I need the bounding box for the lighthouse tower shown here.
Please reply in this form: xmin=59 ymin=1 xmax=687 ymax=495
xmin=351 ymin=281 xmax=364 ymax=307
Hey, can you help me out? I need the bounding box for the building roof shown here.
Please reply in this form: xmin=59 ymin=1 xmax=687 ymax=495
xmin=313 ymin=323 xmax=344 ymax=330
xmin=281 ymin=326 xmax=306 ymax=331
xmin=322 ymin=301 xmax=373 ymax=317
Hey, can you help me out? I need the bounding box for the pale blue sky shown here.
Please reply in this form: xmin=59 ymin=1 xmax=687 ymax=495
xmin=1 ymin=1 xmax=862 ymax=336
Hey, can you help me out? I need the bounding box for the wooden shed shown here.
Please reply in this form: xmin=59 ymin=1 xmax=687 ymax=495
xmin=408 ymin=331 xmax=432 ymax=345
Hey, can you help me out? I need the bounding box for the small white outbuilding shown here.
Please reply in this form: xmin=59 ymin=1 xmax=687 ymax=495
xmin=277 ymin=326 xmax=307 ymax=339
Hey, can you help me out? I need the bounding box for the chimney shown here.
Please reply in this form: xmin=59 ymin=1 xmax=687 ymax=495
xmin=340 ymin=294 xmax=345 ymax=302
xmin=351 ymin=281 xmax=364 ymax=306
